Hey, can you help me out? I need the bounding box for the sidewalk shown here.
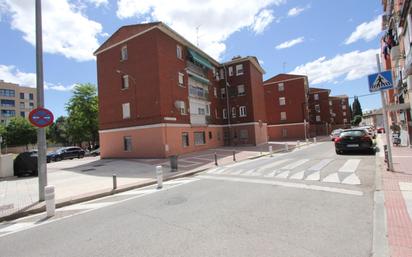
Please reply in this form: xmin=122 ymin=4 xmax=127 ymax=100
xmin=377 ymin=136 xmax=412 ymax=257
xmin=0 ymin=141 xmax=316 ymax=221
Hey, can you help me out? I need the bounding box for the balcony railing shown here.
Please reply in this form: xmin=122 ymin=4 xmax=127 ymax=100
xmin=189 ymin=86 xmax=209 ymax=100
xmin=186 ymin=61 xmax=207 ymax=78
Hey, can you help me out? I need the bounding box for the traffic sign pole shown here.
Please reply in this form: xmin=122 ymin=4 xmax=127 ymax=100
xmin=376 ymin=54 xmax=394 ymax=171
xmin=36 ymin=0 xmax=47 ymax=201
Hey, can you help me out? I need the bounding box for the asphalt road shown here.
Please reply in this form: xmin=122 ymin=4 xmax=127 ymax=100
xmin=0 ymin=141 xmax=376 ymax=257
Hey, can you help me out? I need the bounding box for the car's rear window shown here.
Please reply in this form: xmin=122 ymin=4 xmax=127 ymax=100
xmin=340 ymin=130 xmax=366 ymax=137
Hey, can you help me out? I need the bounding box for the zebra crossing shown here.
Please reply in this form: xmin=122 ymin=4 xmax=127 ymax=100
xmin=205 ymin=157 xmax=363 ymax=185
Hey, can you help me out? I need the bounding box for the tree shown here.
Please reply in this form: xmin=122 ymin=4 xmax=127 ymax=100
xmin=5 ymin=117 xmax=37 ymax=147
xmin=352 ymin=96 xmax=363 ymax=117
xmin=351 ymin=115 xmax=362 ymax=126
xmin=65 ymin=83 xmax=98 ymax=146
xmin=48 ymin=116 xmax=69 ymax=145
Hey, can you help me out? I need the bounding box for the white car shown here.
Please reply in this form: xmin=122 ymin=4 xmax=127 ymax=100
xmin=330 ymin=129 xmax=343 ymax=141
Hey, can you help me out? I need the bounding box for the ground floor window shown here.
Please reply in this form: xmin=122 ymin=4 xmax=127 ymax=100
xmin=208 ymin=131 xmax=212 ymax=139
xmin=194 ymin=132 xmax=206 ymax=145
xmin=182 ymin=132 xmax=189 ymax=147
xmin=123 ymin=136 xmax=132 ymax=151
xmin=240 ymin=129 xmax=248 ymax=140
xmin=282 ymin=128 xmax=288 ymax=137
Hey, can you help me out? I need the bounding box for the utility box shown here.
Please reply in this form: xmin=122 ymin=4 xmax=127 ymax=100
xmin=0 ymin=154 xmax=14 ymax=178
xmin=170 ymin=155 xmax=178 ymax=171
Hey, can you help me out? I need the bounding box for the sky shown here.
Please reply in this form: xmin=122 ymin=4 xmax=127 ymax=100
xmin=0 ymin=0 xmax=384 ymax=118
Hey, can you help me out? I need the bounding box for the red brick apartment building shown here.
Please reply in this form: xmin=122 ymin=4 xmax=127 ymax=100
xmin=308 ymin=88 xmax=331 ymax=136
xmin=263 ymin=74 xmax=309 ymax=140
xmin=328 ymin=95 xmax=351 ymax=127
xmin=94 ymin=22 xmax=267 ymax=158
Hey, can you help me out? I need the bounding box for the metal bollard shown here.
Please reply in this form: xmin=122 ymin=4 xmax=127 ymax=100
xmin=314 ymin=137 xmax=317 ymax=144
xmin=269 ymin=145 xmax=273 ymax=157
xmin=112 ymin=174 xmax=117 ymax=190
xmin=233 ymin=151 xmax=236 ymax=162
xmin=297 ymin=140 xmax=300 ymax=148
xmin=214 ymin=152 xmax=218 ymax=166
xmin=285 ymin=143 xmax=289 ymax=152
xmin=306 ymin=138 xmax=309 ymax=143
xmin=44 ymin=185 xmax=55 ymax=217
xmin=156 ymin=166 xmax=163 ymax=189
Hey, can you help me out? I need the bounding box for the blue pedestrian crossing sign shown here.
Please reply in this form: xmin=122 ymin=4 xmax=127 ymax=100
xmin=368 ymin=71 xmax=393 ymax=92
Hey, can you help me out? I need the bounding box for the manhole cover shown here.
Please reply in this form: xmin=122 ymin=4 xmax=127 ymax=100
xmin=164 ymin=196 xmax=187 ymax=206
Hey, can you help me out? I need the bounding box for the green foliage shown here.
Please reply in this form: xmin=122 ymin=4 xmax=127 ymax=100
xmin=352 ymin=96 xmax=363 ymax=117
xmin=5 ymin=117 xmax=37 ymax=147
xmin=65 ymin=83 xmax=98 ymax=145
xmin=351 ymin=115 xmax=362 ymax=126
xmin=47 ymin=116 xmax=69 ymax=145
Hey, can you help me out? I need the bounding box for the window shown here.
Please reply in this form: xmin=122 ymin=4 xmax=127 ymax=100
xmin=343 ymin=112 xmax=346 ymax=116
xmin=176 ymin=101 xmax=186 ymax=115
xmin=315 ymin=104 xmax=320 ymax=112
xmin=29 ymin=102 xmax=34 ymax=109
xmin=236 ymin=64 xmax=244 ymax=75
xmin=219 ymin=69 xmax=224 ymax=80
xmin=198 ymin=107 xmax=205 ymax=115
xmin=1 ymin=100 xmax=15 ymax=107
xmin=220 ymin=88 xmax=226 ymax=98
xmin=0 ymin=89 xmax=15 ymax=97
xmin=215 ymin=108 xmax=218 ymax=119
xmin=314 ymin=94 xmax=319 ymax=100
xmin=121 ymin=75 xmax=129 ymax=89
xmin=121 ymin=45 xmax=128 ymax=61
xmin=279 ymin=97 xmax=286 ymax=106
xmin=20 ymin=102 xmax=25 ymax=109
xmin=228 ymin=66 xmax=233 ymax=76
xmin=20 ymin=92 xmax=25 ymax=99
xmin=194 ymin=132 xmax=206 ymax=145
xmin=208 ymin=131 xmax=212 ymax=139
xmin=280 ymin=111 xmax=287 ymax=120
xmin=123 ymin=136 xmax=132 ymax=151
xmin=342 ymin=105 xmax=347 ymax=110
xmin=278 ymin=83 xmax=284 ymax=92
xmin=1 ymin=110 xmax=15 ymax=117
xmin=231 ymin=107 xmax=236 ymax=118
xmin=223 ymin=108 xmax=227 ymax=119
xmin=178 ymin=72 xmax=184 ymax=87
xmin=240 ymin=129 xmax=248 ymax=140
xmin=344 ymin=118 xmax=347 ymax=124
xmin=282 ymin=128 xmax=288 ymax=137
xmin=29 ymin=93 xmax=34 ymax=100
xmin=329 ymin=100 xmax=332 ymax=106
xmin=214 ymin=87 xmax=217 ymax=98
xmin=176 ymin=45 xmax=183 ymax=59
xmin=122 ymin=103 xmax=130 ymax=119
xmin=20 ymin=112 xmax=25 ymax=118
xmin=237 ymin=85 xmax=245 ymax=96
xmin=316 ymin=115 xmax=321 ymax=122
xmin=239 ymin=106 xmax=247 ymax=117
xmin=182 ymin=132 xmax=189 ymax=147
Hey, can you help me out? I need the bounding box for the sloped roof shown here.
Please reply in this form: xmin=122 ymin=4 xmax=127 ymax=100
xmin=263 ymin=73 xmax=307 ymax=85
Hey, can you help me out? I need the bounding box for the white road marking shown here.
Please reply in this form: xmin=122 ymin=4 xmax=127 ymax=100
xmin=198 ymin=175 xmax=363 ymax=196
xmin=275 ymin=170 xmax=289 ymax=179
xmin=307 ymin=159 xmax=333 ymax=171
xmin=305 ymin=171 xmax=320 ymax=181
xmin=228 ymin=169 xmax=244 ymax=175
xmin=290 ymin=171 xmax=305 ymax=180
xmin=255 ymin=159 xmax=292 ymax=172
xmin=62 ymin=202 xmax=114 ymax=211
xmin=241 ymin=169 xmax=257 ymax=176
xmin=399 ymin=182 xmax=412 ymax=191
xmin=206 ymin=167 xmax=221 ymax=174
xmin=264 ymin=170 xmax=279 ymax=177
xmin=0 ymin=222 xmax=35 ymax=233
xmin=281 ymin=159 xmax=309 ymax=170
xmin=322 ymin=173 xmax=340 ymax=183
xmin=339 ymin=159 xmax=361 ymax=173
xmin=341 ymin=174 xmax=361 ymax=185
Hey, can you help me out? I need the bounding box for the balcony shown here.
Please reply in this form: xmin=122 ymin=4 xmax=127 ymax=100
xmin=404 ymin=49 xmax=412 ymax=75
xmin=190 ymin=114 xmax=207 ymax=125
xmin=186 ymin=61 xmax=207 ymax=78
xmin=189 ymin=86 xmax=209 ymax=100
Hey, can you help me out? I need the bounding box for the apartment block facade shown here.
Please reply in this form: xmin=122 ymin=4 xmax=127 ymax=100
xmin=328 ymin=95 xmax=351 ymax=126
xmin=0 ymin=80 xmax=37 ymax=124
xmin=95 ymin=22 xmax=267 ymax=158
xmin=264 ymin=74 xmax=309 ymax=140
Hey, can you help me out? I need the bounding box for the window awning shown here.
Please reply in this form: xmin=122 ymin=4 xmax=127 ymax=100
xmin=188 ymin=49 xmax=213 ymax=70
xmin=187 ymin=70 xmax=210 ymax=85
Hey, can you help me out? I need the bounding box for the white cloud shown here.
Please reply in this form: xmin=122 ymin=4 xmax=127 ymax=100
xmin=344 ymin=16 xmax=382 ymax=45
xmin=287 ymin=7 xmax=304 ymax=17
xmin=275 ymin=36 xmax=304 ymax=49
xmin=0 ymin=64 xmax=74 ymax=91
xmin=290 ymin=48 xmax=380 ymax=85
xmin=85 ymin=0 xmax=108 ymax=8
xmin=251 ymin=9 xmax=274 ymax=34
xmin=116 ymin=0 xmax=286 ymax=60
xmin=1 ymin=0 xmax=103 ymax=61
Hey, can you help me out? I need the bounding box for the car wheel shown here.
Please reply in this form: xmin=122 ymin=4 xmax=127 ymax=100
xmin=335 ymin=149 xmax=341 ymax=155
xmin=369 ymin=148 xmax=376 ymax=155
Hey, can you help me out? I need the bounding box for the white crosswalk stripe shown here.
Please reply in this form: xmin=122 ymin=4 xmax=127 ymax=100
xmin=307 ymin=159 xmax=333 ymax=171
xmin=281 ymin=159 xmax=309 ymax=170
xmin=322 ymin=173 xmax=340 ymax=183
xmin=342 ymin=173 xmax=361 ymax=185
xmin=305 ymin=171 xmax=320 ymax=181
xmin=339 ymin=159 xmax=361 ymax=173
xmin=275 ymin=170 xmax=289 ymax=178
xmin=264 ymin=170 xmax=279 ymax=177
xmin=290 ymin=171 xmax=305 ymax=180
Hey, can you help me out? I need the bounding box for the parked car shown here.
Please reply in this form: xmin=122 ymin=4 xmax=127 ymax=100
xmin=14 ymin=150 xmax=38 ymax=177
xmin=89 ymin=148 xmax=100 ymax=156
xmin=377 ymin=127 xmax=385 ymax=133
xmin=330 ymin=129 xmax=343 ymax=141
xmin=359 ymin=126 xmax=376 ymax=139
xmin=47 ymin=147 xmax=85 ymax=162
xmin=335 ymin=129 xmax=375 ymax=155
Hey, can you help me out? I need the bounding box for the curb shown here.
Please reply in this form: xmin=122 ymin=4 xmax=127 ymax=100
xmin=372 ymin=137 xmax=389 ymax=257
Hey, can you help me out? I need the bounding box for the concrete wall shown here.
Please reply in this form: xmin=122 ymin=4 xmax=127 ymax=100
xmin=267 ymin=123 xmax=306 ymax=140
xmin=0 ymin=154 xmax=13 ymax=178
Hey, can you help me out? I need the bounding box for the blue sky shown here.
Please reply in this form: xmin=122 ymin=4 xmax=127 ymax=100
xmin=0 ymin=0 xmax=383 ymax=118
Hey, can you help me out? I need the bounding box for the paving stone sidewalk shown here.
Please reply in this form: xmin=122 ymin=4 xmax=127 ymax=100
xmin=378 ymin=137 xmax=412 ymax=257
